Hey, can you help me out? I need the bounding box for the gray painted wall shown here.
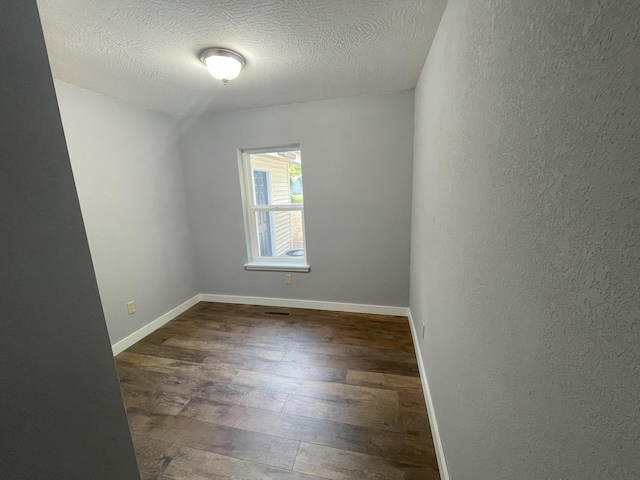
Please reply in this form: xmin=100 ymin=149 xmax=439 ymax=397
xmin=179 ymin=91 xmax=414 ymax=307
xmin=55 ymin=81 xmax=197 ymax=344
xmin=0 ymin=2 xmax=140 ymax=478
xmin=411 ymin=1 xmax=639 ymax=479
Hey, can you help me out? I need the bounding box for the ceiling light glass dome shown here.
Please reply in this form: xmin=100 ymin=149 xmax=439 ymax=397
xmin=200 ymin=48 xmax=246 ymax=85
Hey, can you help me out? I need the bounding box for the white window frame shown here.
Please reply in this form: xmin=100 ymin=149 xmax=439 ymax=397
xmin=238 ymin=145 xmax=309 ymax=272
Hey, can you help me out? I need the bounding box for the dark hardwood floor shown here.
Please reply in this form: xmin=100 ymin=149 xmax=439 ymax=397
xmin=115 ymin=302 xmax=439 ymax=480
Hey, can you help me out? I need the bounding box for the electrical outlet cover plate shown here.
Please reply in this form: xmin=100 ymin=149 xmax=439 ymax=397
xmin=285 ymin=274 xmax=292 ymax=285
xmin=127 ymin=301 xmax=136 ymax=315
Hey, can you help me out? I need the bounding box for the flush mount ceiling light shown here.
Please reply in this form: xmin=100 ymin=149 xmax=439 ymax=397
xmin=200 ymin=48 xmax=246 ymax=85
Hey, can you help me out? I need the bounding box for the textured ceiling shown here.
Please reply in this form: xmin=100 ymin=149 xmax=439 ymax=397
xmin=37 ymin=0 xmax=447 ymax=117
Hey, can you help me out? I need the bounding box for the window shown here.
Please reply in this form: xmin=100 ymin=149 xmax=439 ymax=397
xmin=238 ymin=146 xmax=309 ymax=272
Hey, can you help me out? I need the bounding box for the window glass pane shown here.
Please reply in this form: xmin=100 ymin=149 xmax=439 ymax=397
xmin=254 ymin=210 xmax=304 ymax=258
xmin=254 ymin=210 xmax=274 ymax=257
xmin=252 ymin=170 xmax=270 ymax=206
xmin=288 ymin=158 xmax=303 ymax=205
xmin=249 ymin=151 xmax=302 ymax=207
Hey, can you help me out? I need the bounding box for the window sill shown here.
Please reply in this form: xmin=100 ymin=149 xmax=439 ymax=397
xmin=244 ymin=262 xmax=310 ymax=273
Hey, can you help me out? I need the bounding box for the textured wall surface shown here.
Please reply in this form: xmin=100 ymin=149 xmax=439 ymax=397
xmin=55 ymin=81 xmax=197 ymax=344
xmin=179 ymin=91 xmax=414 ymax=307
xmin=37 ymin=0 xmax=446 ymax=117
xmin=0 ymin=2 xmax=140 ymax=478
xmin=411 ymin=1 xmax=639 ymax=479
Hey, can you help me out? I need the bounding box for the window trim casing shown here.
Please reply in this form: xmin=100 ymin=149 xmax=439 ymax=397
xmin=237 ymin=145 xmax=310 ymax=273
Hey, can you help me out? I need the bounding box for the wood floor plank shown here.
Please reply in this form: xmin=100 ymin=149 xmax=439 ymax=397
xmin=131 ymin=435 xmax=181 ymax=479
xmin=282 ymin=394 xmax=429 ymax=433
xmin=346 ymin=370 xmax=424 ymax=393
xmin=125 ymin=341 xmax=210 ymax=363
xmin=195 ymin=380 xmax=289 ymax=412
xmin=293 ymin=443 xmax=440 ymax=480
xmin=126 ymin=408 xmax=173 ymax=437
xmin=368 ymin=429 xmax=438 ymax=468
xmin=285 ymin=341 xmax=418 ymax=363
xmin=142 ymin=415 xmax=300 ymax=470
xmin=120 ymin=383 xmax=191 ymax=416
xmin=159 ymin=465 xmax=224 ymax=480
xmin=232 ymin=370 xmax=399 ymax=408
xmin=117 ymin=351 xmax=239 ymax=383
xmin=117 ymin=365 xmax=205 ymax=397
xmin=117 ymin=364 xmax=288 ymax=412
xmin=398 ymin=391 xmax=428 ymax=413
xmin=282 ymin=350 xmax=420 ymax=377
xmin=201 ymin=353 xmax=346 ymax=382
xmin=162 ymin=337 xmax=286 ymax=361
xmin=180 ymin=397 xmax=370 ymax=453
xmin=140 ymin=473 xmax=160 ymax=480
xmin=163 ymin=446 xmax=326 ymax=480
xmin=170 ymin=327 xmax=293 ymax=350
xmin=289 ymin=335 xmax=417 ymax=354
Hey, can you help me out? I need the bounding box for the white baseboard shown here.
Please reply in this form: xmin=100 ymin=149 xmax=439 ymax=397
xmin=111 ymin=295 xmax=201 ymax=356
xmin=407 ymin=309 xmax=450 ymax=480
xmin=198 ymin=294 xmax=409 ymax=317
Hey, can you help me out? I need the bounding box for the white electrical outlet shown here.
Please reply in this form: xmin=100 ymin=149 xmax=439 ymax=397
xmin=127 ymin=301 xmax=136 ymax=315
xmin=285 ymin=274 xmax=293 ymax=285
xmin=421 ymin=323 xmax=425 ymax=339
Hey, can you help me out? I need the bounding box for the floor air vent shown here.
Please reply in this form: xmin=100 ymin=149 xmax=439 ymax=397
xmin=264 ymin=311 xmax=290 ymax=316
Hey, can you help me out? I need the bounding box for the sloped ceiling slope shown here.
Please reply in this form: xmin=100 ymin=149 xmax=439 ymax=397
xmin=37 ymin=0 xmax=447 ymax=117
